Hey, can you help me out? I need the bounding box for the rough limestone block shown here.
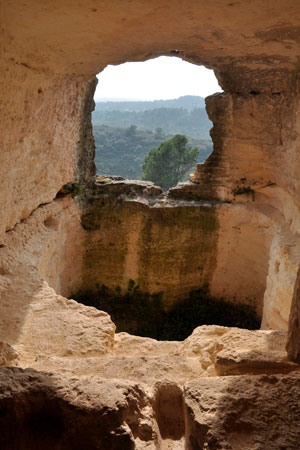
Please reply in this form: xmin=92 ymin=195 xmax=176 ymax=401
xmin=184 ymin=373 xmax=300 ymax=450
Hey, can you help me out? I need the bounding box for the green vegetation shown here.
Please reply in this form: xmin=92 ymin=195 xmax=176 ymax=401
xmin=159 ymin=289 xmax=259 ymax=340
xmin=61 ymin=182 xmax=83 ymax=198
xmin=232 ymin=186 xmax=255 ymax=201
xmin=72 ymin=282 xmax=260 ymax=341
xmin=73 ymin=281 xmax=164 ymax=338
xmin=92 ymin=96 xmax=213 ymax=181
xmin=93 ymin=125 xmax=212 ymax=179
xmin=142 ymin=134 xmax=199 ymax=190
xmin=93 ymin=106 xmax=211 ymax=139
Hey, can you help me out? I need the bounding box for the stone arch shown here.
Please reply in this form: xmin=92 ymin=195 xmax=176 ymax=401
xmin=2 ymin=1 xmax=299 ymax=236
xmin=1 ymin=0 xmax=300 ymax=349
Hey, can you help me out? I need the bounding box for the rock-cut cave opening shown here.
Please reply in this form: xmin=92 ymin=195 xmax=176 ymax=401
xmin=4 ymin=2 xmax=300 ymax=447
xmin=68 ymin=57 xmax=261 ymax=340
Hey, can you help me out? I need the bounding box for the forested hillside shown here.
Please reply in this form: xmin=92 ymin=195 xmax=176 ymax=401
xmin=93 ymin=125 xmax=212 ymax=179
xmin=92 ymin=95 xmax=213 ymax=180
xmin=93 ymin=107 xmax=210 ymax=139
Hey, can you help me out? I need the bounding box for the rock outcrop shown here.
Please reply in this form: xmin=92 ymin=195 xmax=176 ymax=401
xmin=1 ymin=322 xmax=300 ymax=449
xmin=184 ymin=373 xmax=300 ymax=450
xmin=2 ymin=0 xmax=300 ymax=447
xmin=0 ymin=194 xmax=299 ymax=447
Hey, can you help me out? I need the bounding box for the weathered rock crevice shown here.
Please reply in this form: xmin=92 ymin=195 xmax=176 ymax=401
xmin=75 ymin=76 xmax=97 ymax=182
xmin=152 ymin=383 xmax=185 ymax=441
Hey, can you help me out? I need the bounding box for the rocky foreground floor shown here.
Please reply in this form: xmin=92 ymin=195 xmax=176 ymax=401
xmin=1 ymin=301 xmax=300 ymax=449
xmin=0 ymin=196 xmax=299 ymax=449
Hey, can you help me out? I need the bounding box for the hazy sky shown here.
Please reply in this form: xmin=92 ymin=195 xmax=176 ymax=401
xmin=94 ymin=56 xmax=222 ymax=101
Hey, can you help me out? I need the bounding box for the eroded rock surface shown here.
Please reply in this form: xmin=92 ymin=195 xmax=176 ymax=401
xmin=2 ymin=0 xmax=300 ymax=331
xmin=0 ymin=175 xmax=298 ymax=446
xmin=2 ymin=0 xmax=300 ymax=447
xmin=1 ymin=325 xmax=300 ymax=449
xmin=184 ymin=373 xmax=300 ymax=450
xmin=0 ymin=367 xmax=156 ymax=450
xmin=0 ymin=165 xmax=298 ymax=448
xmin=0 ymin=194 xmax=298 ymax=448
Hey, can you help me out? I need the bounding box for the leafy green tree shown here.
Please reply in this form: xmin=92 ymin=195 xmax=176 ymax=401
xmin=93 ymin=125 xmax=212 ymax=179
xmin=142 ymin=134 xmax=199 ymax=190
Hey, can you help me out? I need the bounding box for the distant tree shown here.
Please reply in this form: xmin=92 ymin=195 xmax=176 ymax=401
xmin=142 ymin=134 xmax=199 ymax=190
xmin=154 ymin=127 xmax=164 ymax=139
xmin=125 ymin=124 xmax=137 ymax=136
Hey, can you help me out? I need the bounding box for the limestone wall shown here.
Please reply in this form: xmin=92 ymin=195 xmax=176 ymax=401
xmin=66 ymin=182 xmax=270 ymax=318
xmin=1 ymin=0 xmax=300 ymax=360
xmin=79 ymin=197 xmax=218 ymax=305
xmin=3 ymin=1 xmax=300 ymax=446
xmin=0 ymin=63 xmax=96 ymax=243
xmin=190 ymin=89 xmax=300 ymax=330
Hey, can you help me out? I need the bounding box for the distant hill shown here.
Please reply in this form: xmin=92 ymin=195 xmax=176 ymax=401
xmin=93 ymin=106 xmax=211 ymax=139
xmin=93 ymin=125 xmax=212 ymax=179
xmin=92 ymin=95 xmax=213 ymax=182
xmin=94 ymin=95 xmax=206 ymax=112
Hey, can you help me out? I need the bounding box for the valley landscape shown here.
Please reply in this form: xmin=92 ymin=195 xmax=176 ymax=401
xmin=92 ymin=96 xmax=213 ymax=180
